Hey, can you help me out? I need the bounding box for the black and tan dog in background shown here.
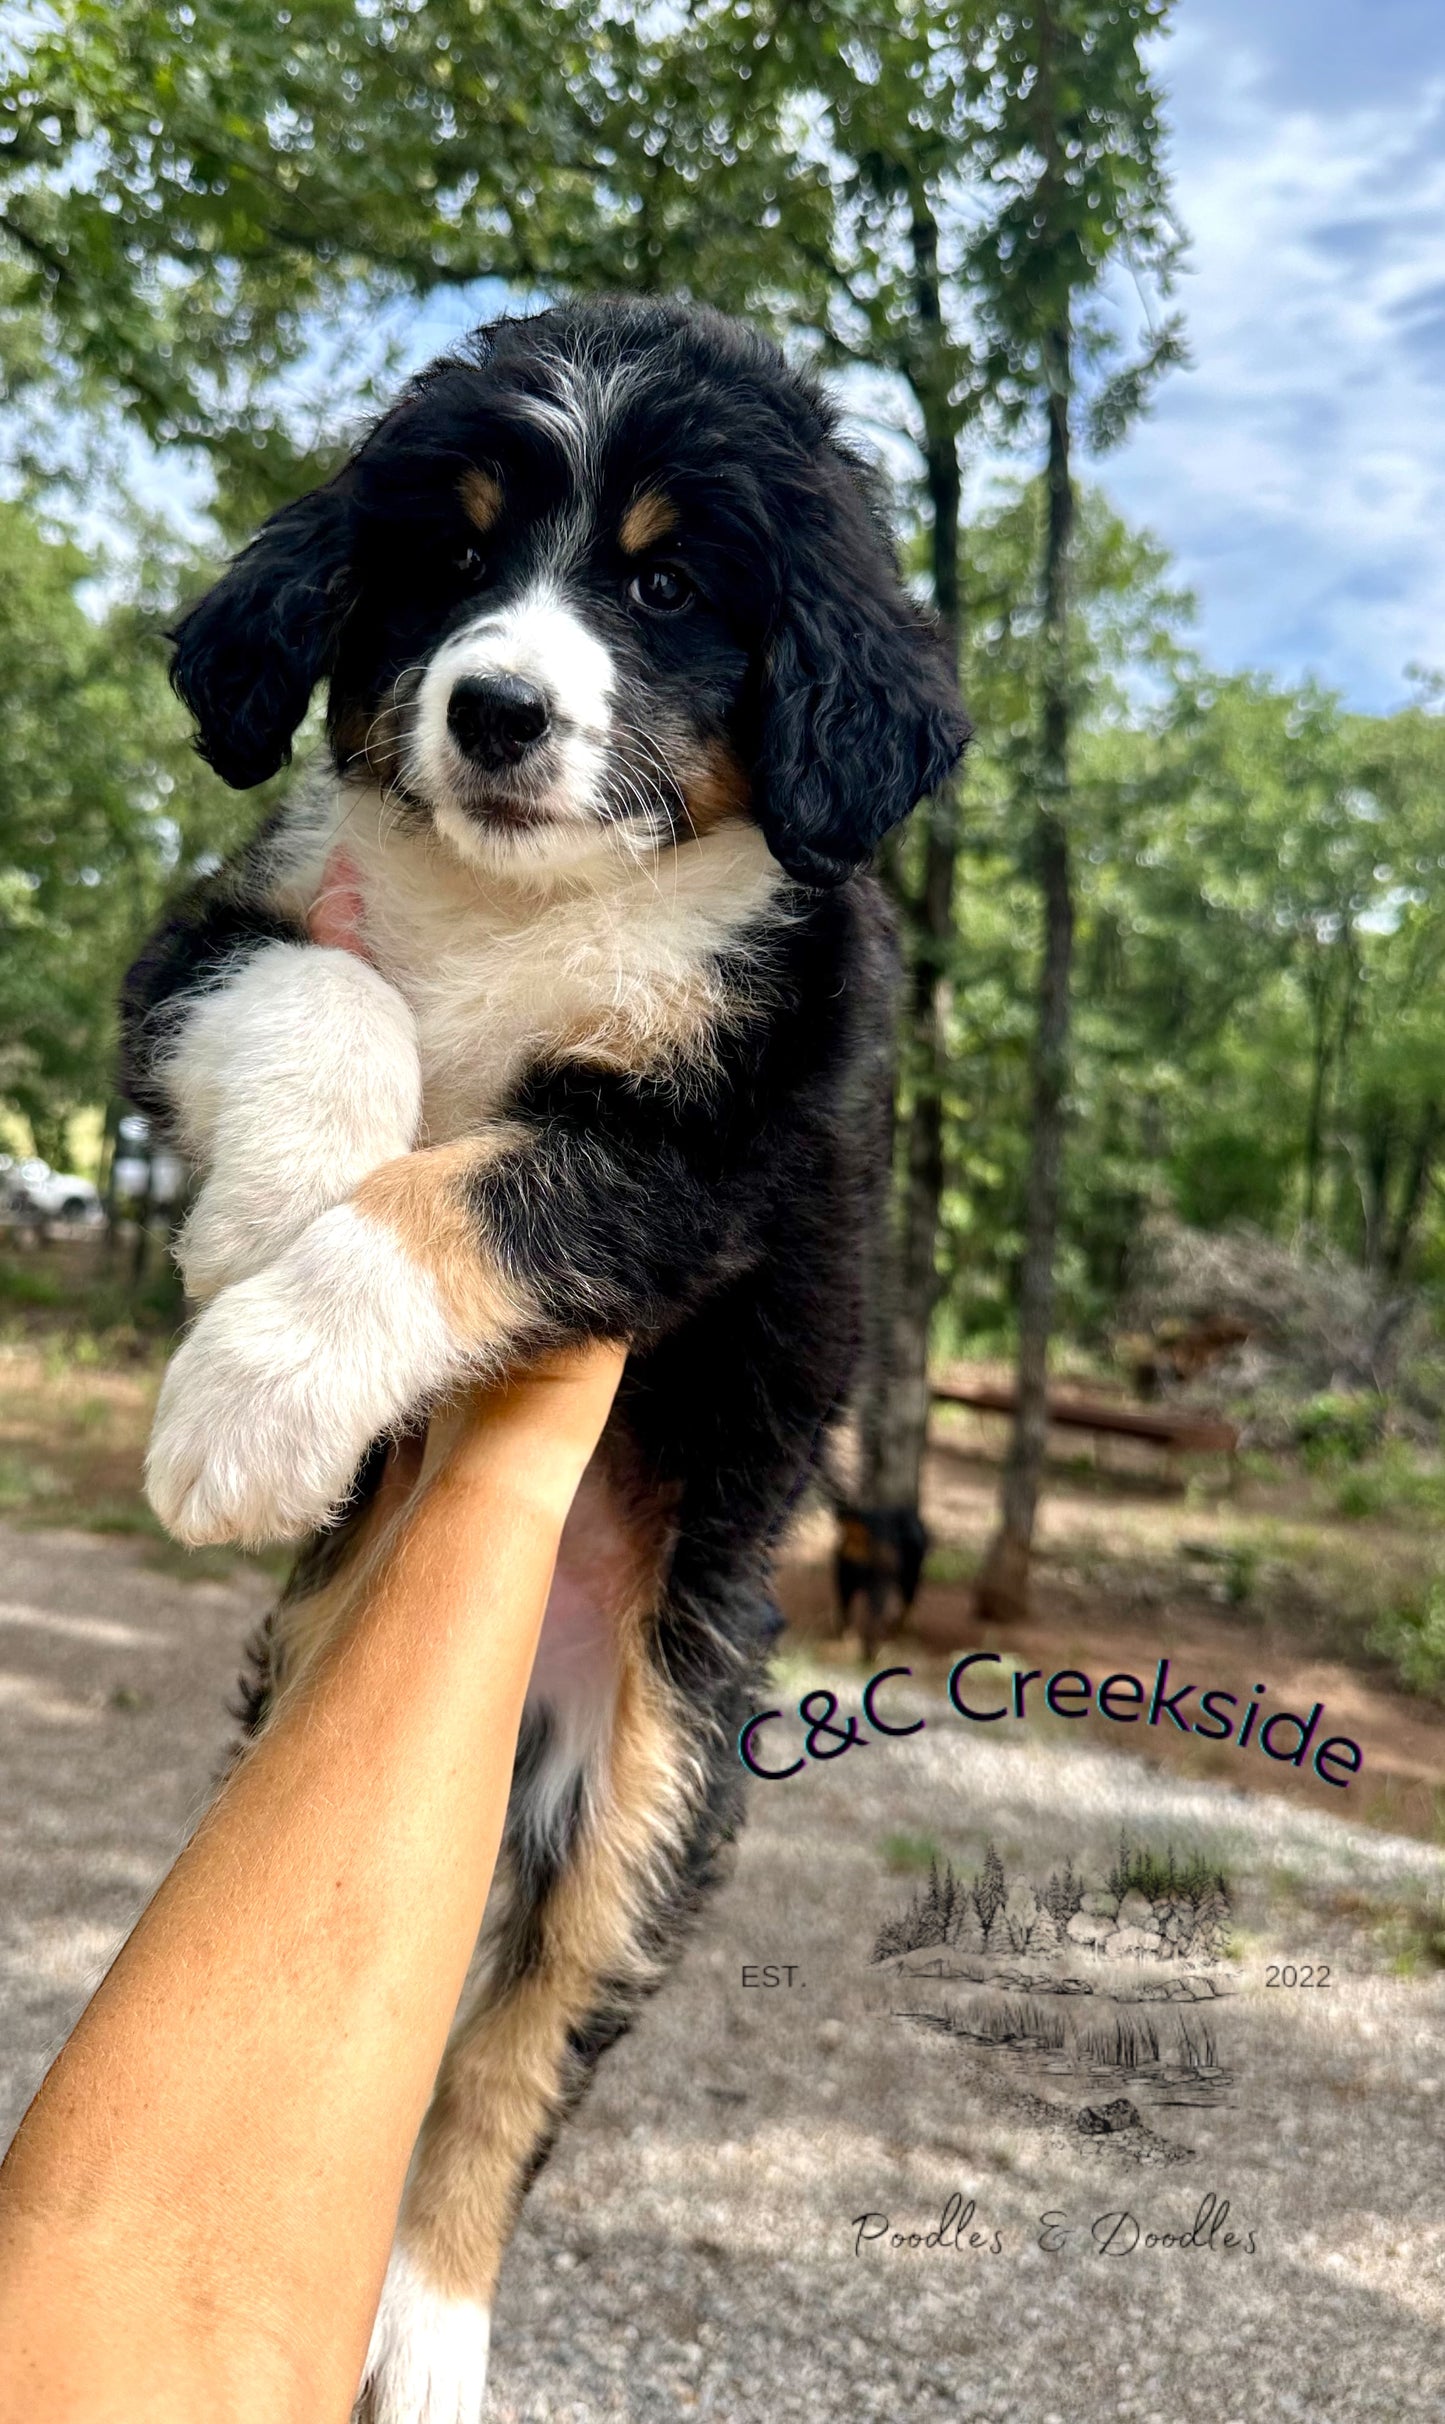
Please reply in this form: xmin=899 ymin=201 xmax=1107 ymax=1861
xmin=121 ymin=297 xmax=967 ymax=2424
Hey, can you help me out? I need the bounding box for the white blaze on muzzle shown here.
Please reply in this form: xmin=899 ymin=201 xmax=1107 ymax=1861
xmin=411 ymin=580 xmax=616 ymax=839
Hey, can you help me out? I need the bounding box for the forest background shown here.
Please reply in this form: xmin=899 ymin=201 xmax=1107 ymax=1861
xmin=4 ymin=0 xmax=1445 ymax=1640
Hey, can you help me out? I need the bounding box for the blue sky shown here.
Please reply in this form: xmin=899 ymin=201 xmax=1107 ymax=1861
xmin=1092 ymin=0 xmax=1445 ymax=711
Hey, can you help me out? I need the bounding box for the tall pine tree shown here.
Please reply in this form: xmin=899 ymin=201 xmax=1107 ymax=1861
xmin=968 ymin=0 xmax=1183 ymax=1620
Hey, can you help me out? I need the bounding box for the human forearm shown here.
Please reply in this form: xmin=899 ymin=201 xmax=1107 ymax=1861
xmin=0 ymin=1346 xmax=625 ymax=2424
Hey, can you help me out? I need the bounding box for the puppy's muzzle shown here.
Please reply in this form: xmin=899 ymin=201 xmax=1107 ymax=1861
xmin=447 ymin=672 xmax=552 ymax=772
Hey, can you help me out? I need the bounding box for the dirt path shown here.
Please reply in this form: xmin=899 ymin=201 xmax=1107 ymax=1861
xmin=0 ymin=1521 xmax=272 ymax=2127
xmin=4 ymin=1521 xmax=1445 ymax=2420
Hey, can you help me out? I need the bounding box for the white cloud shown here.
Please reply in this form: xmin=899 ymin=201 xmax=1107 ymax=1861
xmin=1097 ymin=17 xmax=1445 ymax=709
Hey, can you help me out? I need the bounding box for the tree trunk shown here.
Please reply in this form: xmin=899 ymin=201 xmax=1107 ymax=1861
xmin=1302 ymin=925 xmax=1358 ymax=1234
xmin=1301 ymin=962 xmax=1330 ymax=1233
xmin=854 ymin=197 xmax=963 ymax=1516
xmin=100 ymin=1094 xmax=123 ymax=1265
xmin=1385 ymin=1100 xmax=1440 ymax=1281
xmin=976 ymin=324 xmax=1076 ymax=1625
xmin=1358 ymin=1119 xmax=1391 ymax=1274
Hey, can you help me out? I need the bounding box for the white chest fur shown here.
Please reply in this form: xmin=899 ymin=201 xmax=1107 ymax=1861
xmin=282 ymin=785 xmax=788 ymax=1144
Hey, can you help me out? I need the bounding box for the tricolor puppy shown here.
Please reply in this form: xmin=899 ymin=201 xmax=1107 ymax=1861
xmin=121 ymin=297 xmax=967 ymax=2423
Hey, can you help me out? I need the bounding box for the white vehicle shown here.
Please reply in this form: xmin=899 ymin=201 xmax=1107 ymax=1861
xmin=0 ymin=1156 xmax=104 ymax=1225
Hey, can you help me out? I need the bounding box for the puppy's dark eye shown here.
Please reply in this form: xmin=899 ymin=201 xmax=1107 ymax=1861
xmin=455 ymin=544 xmax=489 ymax=583
xmin=628 ymin=563 xmax=694 ymax=615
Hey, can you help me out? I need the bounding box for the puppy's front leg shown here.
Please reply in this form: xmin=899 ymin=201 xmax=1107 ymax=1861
xmin=162 ymin=940 xmax=423 ymax=1301
xmin=146 ymin=1098 xmax=737 ymax=1549
xmin=145 ymin=1134 xmax=540 ymax=1548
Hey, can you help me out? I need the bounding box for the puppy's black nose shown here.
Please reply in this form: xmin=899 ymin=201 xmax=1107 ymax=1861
xmin=447 ymin=672 xmax=552 ymax=770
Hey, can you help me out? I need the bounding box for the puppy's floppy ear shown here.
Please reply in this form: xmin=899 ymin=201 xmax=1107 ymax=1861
xmin=751 ymin=461 xmax=969 ymax=889
xmin=168 ymin=486 xmax=356 ymax=789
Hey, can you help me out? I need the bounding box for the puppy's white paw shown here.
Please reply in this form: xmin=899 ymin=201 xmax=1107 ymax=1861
xmin=146 ymin=1203 xmax=464 ymax=1547
xmin=360 ymin=2243 xmax=491 ymax=2424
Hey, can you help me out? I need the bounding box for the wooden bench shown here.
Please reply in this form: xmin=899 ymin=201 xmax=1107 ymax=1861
xmin=929 ymin=1378 xmax=1237 ymax=1460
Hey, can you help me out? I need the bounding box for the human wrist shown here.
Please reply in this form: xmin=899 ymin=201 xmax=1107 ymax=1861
xmin=430 ymin=1345 xmax=627 ymax=1510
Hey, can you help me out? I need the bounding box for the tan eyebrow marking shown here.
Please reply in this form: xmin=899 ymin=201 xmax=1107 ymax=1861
xmin=458 ymin=467 xmax=503 ymax=534
xmin=619 ymin=491 xmax=678 ymax=554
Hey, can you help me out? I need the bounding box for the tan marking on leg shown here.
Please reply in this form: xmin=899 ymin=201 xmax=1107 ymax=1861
xmin=351 ymin=1133 xmax=535 ymax=1345
xmin=459 ymin=467 xmax=503 ymax=534
xmin=401 ymin=1573 xmax=691 ymax=2301
xmin=619 ymin=491 xmax=678 ymax=554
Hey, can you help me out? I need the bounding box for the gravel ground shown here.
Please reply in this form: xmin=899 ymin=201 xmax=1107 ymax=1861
xmin=4 ymin=1520 xmax=1445 ymax=2420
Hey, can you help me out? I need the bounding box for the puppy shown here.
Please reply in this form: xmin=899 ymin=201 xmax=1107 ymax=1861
xmin=121 ymin=297 xmax=967 ymax=2421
